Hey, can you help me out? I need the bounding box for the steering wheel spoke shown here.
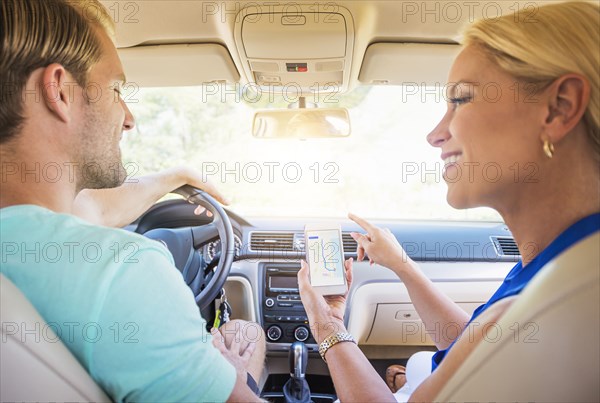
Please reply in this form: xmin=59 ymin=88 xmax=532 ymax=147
xmin=142 ymin=186 xmax=235 ymax=311
xmin=191 ymin=223 xmax=219 ymax=248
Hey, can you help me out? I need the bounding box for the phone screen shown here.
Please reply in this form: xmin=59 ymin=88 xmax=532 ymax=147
xmin=306 ymin=229 xmax=345 ymax=287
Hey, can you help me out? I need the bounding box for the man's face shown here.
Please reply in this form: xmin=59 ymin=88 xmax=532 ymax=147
xmin=74 ymin=25 xmax=135 ymax=191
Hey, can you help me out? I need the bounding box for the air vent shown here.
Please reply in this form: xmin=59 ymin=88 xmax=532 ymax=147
xmin=250 ymin=232 xmax=294 ymax=251
xmin=492 ymin=236 xmax=520 ymax=256
xmin=342 ymin=232 xmax=358 ymax=253
xmin=293 ymin=233 xmax=305 ymax=252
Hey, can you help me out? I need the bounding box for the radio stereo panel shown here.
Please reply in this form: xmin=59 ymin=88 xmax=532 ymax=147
xmin=263 ymin=265 xmax=313 ymax=344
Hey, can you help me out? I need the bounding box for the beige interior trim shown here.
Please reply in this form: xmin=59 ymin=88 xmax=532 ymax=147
xmin=359 ymin=43 xmax=460 ymax=86
xmin=359 ymin=345 xmax=437 ymax=360
xmin=348 ymin=281 xmax=501 ymax=345
xmin=223 ymin=276 xmax=257 ymax=322
xmin=103 ymin=1 xmax=560 ymax=91
xmin=0 ymin=274 xmax=110 ymax=402
xmin=118 ymin=44 xmax=240 ymax=87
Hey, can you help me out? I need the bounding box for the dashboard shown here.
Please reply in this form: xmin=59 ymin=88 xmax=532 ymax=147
xmin=131 ymin=199 xmax=519 ymax=359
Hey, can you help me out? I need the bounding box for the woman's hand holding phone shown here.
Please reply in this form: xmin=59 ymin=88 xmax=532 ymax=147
xmin=297 ymin=258 xmax=353 ymax=345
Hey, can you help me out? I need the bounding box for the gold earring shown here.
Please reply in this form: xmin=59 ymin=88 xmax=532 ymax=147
xmin=543 ymin=139 xmax=555 ymax=159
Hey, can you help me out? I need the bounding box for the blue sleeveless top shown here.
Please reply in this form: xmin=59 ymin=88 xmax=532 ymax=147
xmin=431 ymin=212 xmax=600 ymax=371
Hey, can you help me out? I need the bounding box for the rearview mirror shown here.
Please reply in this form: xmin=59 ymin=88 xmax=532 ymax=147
xmin=252 ymin=108 xmax=351 ymax=139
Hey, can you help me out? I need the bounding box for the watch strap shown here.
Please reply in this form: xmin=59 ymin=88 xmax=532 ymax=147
xmin=318 ymin=332 xmax=357 ymax=363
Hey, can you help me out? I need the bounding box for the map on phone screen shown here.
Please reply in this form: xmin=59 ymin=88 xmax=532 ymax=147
xmin=306 ymin=229 xmax=345 ymax=286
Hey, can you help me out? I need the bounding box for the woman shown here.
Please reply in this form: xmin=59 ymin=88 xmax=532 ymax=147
xmin=297 ymin=2 xmax=600 ymax=402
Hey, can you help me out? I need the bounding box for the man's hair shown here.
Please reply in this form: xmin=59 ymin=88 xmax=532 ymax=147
xmin=0 ymin=0 xmax=115 ymax=144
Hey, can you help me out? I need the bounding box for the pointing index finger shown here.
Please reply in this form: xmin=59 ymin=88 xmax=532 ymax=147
xmin=348 ymin=213 xmax=375 ymax=232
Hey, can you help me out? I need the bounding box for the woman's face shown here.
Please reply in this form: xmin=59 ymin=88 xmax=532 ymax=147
xmin=427 ymin=44 xmax=548 ymax=211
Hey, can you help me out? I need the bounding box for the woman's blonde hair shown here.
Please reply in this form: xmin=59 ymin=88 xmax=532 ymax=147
xmin=0 ymin=0 xmax=115 ymax=143
xmin=462 ymin=1 xmax=600 ymax=159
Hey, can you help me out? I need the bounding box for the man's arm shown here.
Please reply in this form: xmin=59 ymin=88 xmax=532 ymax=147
xmin=72 ymin=166 xmax=228 ymax=227
xmin=212 ymin=321 xmax=266 ymax=402
xmin=91 ymin=243 xmax=254 ymax=401
xmin=227 ymin=374 xmax=264 ymax=403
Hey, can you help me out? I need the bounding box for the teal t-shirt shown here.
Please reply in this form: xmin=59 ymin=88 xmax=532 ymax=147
xmin=0 ymin=205 xmax=236 ymax=402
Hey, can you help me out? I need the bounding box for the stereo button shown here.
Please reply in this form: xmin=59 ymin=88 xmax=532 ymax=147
xmin=267 ymin=325 xmax=283 ymax=341
xmin=294 ymin=326 xmax=310 ymax=342
xmin=265 ymin=298 xmax=275 ymax=308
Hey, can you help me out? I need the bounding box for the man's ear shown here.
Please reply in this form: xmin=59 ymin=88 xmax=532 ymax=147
xmin=41 ymin=63 xmax=74 ymax=124
xmin=542 ymin=73 xmax=591 ymax=143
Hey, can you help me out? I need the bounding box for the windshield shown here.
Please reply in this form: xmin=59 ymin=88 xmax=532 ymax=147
xmin=121 ymin=85 xmax=502 ymax=221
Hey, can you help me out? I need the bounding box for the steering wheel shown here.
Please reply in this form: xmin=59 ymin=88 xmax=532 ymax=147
xmin=142 ymin=185 xmax=235 ymax=310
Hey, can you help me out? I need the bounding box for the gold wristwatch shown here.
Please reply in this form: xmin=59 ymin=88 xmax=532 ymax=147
xmin=318 ymin=332 xmax=357 ymax=363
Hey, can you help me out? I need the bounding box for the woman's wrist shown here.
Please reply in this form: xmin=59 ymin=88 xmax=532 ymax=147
xmin=319 ymin=332 xmax=357 ymax=362
xmin=390 ymin=256 xmax=419 ymax=277
xmin=310 ymin=317 xmax=347 ymax=345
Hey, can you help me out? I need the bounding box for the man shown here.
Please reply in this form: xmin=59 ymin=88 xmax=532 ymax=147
xmin=0 ymin=0 xmax=264 ymax=401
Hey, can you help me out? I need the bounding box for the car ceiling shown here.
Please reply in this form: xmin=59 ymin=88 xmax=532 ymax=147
xmin=101 ymin=0 xmax=558 ymax=91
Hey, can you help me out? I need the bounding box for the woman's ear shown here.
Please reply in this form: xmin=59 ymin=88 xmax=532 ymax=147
xmin=542 ymin=73 xmax=591 ymax=143
xmin=41 ymin=63 xmax=74 ymax=124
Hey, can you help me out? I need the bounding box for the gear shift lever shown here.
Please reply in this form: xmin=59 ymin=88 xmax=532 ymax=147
xmin=283 ymin=341 xmax=311 ymax=402
xmin=289 ymin=341 xmax=308 ymax=380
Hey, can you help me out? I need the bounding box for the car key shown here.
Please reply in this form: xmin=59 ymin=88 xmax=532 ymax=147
xmin=213 ymin=289 xmax=232 ymax=328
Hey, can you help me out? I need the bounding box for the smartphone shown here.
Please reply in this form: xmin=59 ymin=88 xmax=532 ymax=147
xmin=304 ymin=223 xmax=347 ymax=296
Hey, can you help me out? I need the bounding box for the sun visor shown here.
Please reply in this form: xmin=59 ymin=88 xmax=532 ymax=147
xmin=118 ymin=44 xmax=240 ymax=87
xmin=359 ymin=43 xmax=461 ymax=86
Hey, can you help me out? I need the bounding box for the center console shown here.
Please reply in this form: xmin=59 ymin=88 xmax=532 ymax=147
xmin=261 ymin=263 xmax=316 ymax=348
xmin=259 ymin=263 xmax=337 ymax=401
